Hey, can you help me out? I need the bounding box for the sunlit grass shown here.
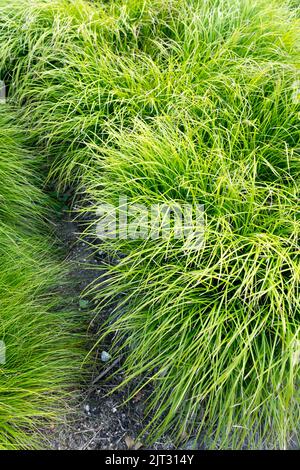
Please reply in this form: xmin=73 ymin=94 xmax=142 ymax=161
xmin=0 ymin=109 xmax=85 ymax=449
xmin=0 ymin=0 xmax=299 ymax=449
xmin=84 ymin=119 xmax=300 ymax=448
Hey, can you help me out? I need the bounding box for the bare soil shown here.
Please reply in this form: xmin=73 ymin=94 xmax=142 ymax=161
xmin=48 ymin=210 xmax=179 ymax=451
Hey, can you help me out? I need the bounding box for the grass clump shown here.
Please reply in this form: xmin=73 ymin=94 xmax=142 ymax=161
xmin=0 ymin=0 xmax=299 ymax=186
xmin=0 ymin=0 xmax=299 ymax=449
xmin=85 ymin=119 xmax=300 ymax=449
xmin=0 ymin=109 xmax=84 ymax=449
xmin=0 ymin=108 xmax=46 ymax=228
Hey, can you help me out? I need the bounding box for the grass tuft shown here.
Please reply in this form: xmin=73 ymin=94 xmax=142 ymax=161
xmin=0 ymin=108 xmax=85 ymax=449
xmin=0 ymin=0 xmax=299 ymax=449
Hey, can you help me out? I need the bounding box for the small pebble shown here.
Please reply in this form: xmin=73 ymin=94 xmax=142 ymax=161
xmin=101 ymin=351 xmax=111 ymax=362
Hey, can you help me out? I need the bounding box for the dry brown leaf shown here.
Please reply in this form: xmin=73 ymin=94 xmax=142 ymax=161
xmin=125 ymin=435 xmax=143 ymax=450
xmin=125 ymin=435 xmax=135 ymax=449
xmin=134 ymin=441 xmax=143 ymax=450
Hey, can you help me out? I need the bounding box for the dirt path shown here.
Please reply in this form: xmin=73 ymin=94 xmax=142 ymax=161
xmin=47 ymin=210 xmax=178 ymax=450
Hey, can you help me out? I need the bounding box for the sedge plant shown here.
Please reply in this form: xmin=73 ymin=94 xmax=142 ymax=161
xmin=0 ymin=0 xmax=299 ymax=449
xmin=0 ymin=108 xmax=85 ymax=449
xmin=84 ymin=118 xmax=300 ymax=449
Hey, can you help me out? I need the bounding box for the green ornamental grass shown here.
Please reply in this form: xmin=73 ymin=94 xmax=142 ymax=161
xmin=85 ymin=118 xmax=300 ymax=448
xmin=0 ymin=108 xmax=84 ymax=449
xmin=0 ymin=0 xmax=299 ymax=449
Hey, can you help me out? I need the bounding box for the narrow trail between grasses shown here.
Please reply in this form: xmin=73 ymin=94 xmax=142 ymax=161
xmin=48 ymin=210 xmax=178 ymax=450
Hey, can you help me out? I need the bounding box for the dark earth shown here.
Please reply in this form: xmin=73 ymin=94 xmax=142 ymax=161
xmin=47 ymin=207 xmax=180 ymax=450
